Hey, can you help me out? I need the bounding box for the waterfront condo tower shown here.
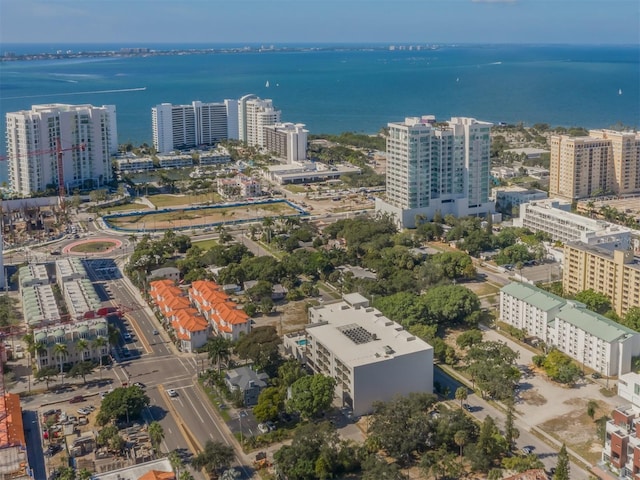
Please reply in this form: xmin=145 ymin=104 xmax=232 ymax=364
xmin=549 ymin=129 xmax=640 ymax=201
xmin=376 ymin=115 xmax=493 ymax=228
xmin=263 ymin=122 xmax=308 ymax=163
xmin=151 ymin=100 xmax=239 ymax=154
xmin=5 ymin=103 xmax=117 ymax=197
xmin=237 ymin=95 xmax=281 ymax=148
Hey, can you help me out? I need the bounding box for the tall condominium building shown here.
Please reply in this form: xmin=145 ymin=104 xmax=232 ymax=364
xmin=549 ymin=130 xmax=640 ymax=201
xmin=376 ymin=115 xmax=493 ymax=228
xmin=6 ymin=104 xmax=117 ymax=197
xmin=563 ymin=241 xmax=640 ymax=317
xmin=238 ymin=94 xmax=281 ymax=148
xmin=263 ymin=122 xmax=308 ymax=163
xmin=152 ymin=100 xmax=238 ymax=154
xmin=514 ymin=198 xmax=631 ymax=251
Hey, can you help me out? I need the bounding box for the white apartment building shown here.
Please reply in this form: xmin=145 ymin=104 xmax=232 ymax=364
xmin=156 ymin=154 xmax=194 ymax=169
xmin=500 ymin=282 xmax=640 ymax=376
xmin=263 ymin=123 xmax=308 ymax=163
xmin=238 ymin=95 xmax=281 ymax=148
xmin=375 ymin=115 xmax=493 ymax=228
xmin=152 ymin=100 xmax=238 ymax=154
xmin=514 ymin=198 xmax=631 ymax=250
xmin=284 ymin=293 xmax=433 ymax=416
xmin=6 ymin=104 xmax=117 ymax=196
xmin=115 ymin=157 xmax=154 ymax=173
xmin=55 ymin=257 xmax=87 ymax=285
xmin=31 ymin=318 xmax=109 ymax=370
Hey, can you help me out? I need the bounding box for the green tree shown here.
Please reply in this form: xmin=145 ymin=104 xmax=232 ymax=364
xmin=68 ymin=361 xmax=94 ymax=384
xmin=574 ymin=289 xmax=612 ymax=315
xmin=454 ymin=430 xmax=467 ymax=461
xmin=456 ymin=329 xmax=483 ymax=349
xmin=168 ymin=450 xmax=183 ymax=477
xmin=277 ymin=359 xmax=307 ymax=389
xmin=92 ymin=336 xmax=108 ymax=378
xmin=288 ymin=374 xmax=336 ymax=419
xmin=502 ymin=454 xmax=544 ymax=473
xmin=361 ymin=453 xmax=408 ymax=480
xmin=96 ymin=386 xmax=150 ymax=426
xmin=542 ymin=349 xmax=581 ymax=385
xmin=623 ymin=307 xmax=640 ymax=331
xmin=148 ymin=421 xmax=165 ymax=454
xmin=466 ymin=341 xmax=520 ymax=400
xmin=554 ymin=443 xmax=570 ymax=480
xmin=191 ymin=440 xmax=234 ymax=478
xmin=53 ymin=343 xmax=69 ymax=383
xmin=504 ymin=400 xmax=519 ymax=450
xmin=235 ymin=326 xmax=282 ymax=375
xmin=253 ymin=387 xmax=284 ymax=422
xmin=587 ymin=399 xmax=598 ymax=420
xmin=35 ymin=366 xmax=59 ymax=389
xmin=422 ymin=284 xmax=481 ymax=327
xmin=455 ymin=387 xmax=468 ymax=409
xmin=206 ymin=336 xmax=232 ymax=374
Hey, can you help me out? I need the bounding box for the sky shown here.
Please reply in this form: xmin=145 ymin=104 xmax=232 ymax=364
xmin=0 ymin=0 xmax=638 ymax=45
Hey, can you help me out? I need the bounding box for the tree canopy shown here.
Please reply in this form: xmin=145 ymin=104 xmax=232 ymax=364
xmin=287 ymin=374 xmax=336 ymax=419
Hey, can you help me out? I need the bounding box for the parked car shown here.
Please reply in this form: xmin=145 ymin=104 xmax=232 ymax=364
xmin=522 ymin=446 xmax=533 ymax=455
xmin=257 ymin=423 xmax=270 ymax=434
xmin=167 ymin=389 xmax=178 ymax=398
xmin=77 ymin=407 xmax=91 ymax=415
xmin=69 ymin=395 xmax=84 ymax=404
xmin=133 ymin=382 xmax=145 ymax=389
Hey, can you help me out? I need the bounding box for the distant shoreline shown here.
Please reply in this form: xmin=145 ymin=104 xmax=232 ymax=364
xmin=0 ymin=44 xmax=441 ymax=63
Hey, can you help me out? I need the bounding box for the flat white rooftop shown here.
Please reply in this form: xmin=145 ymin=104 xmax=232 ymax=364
xmin=308 ymin=294 xmax=432 ymax=368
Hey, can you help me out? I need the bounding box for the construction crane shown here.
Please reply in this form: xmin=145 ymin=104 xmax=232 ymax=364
xmin=0 ymin=139 xmax=86 ymax=209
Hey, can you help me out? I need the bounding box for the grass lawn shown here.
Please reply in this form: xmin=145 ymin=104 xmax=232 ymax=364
xmin=98 ymin=203 xmax=149 ymax=215
xmin=70 ymin=241 xmax=118 ymax=253
xmin=148 ymin=193 xmax=221 ymax=208
xmin=192 ymin=238 xmax=218 ymax=250
xmin=284 ymin=184 xmax=308 ymax=194
xmin=465 ymin=282 xmax=501 ymax=297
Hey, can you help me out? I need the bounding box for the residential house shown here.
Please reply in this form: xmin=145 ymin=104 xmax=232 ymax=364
xmin=225 ymin=366 xmax=268 ymax=406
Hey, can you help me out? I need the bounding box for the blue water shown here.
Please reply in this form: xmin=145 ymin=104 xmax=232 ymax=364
xmin=1 ymin=43 xmax=638 ymax=183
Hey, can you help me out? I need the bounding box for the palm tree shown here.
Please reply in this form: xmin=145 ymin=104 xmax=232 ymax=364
xmin=168 ymin=450 xmax=183 ymax=477
xmin=148 ymin=421 xmax=165 ymax=455
xmin=92 ymin=336 xmax=108 ymax=379
xmin=454 ymin=430 xmax=467 ymax=462
xmin=262 ymin=216 xmax=274 ymax=243
xmin=206 ymin=337 xmax=231 ymax=374
xmin=53 ymin=343 xmax=68 ymax=384
xmin=107 ymin=325 xmax=120 ymax=349
xmin=455 ymin=387 xmax=468 ymax=409
xmin=76 ymin=338 xmax=89 ymax=362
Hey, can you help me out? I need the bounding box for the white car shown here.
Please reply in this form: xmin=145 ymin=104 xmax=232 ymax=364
xmin=167 ymin=389 xmax=178 ymax=398
xmin=257 ymin=423 xmax=270 ymax=434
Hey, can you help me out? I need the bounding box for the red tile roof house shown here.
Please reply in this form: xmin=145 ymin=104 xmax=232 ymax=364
xmin=189 ymin=280 xmax=251 ymax=341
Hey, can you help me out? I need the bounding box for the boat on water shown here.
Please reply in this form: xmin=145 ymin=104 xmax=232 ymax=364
xmin=265 ymin=80 xmax=270 ymax=88
xmin=619 ymin=88 xmax=623 ymax=95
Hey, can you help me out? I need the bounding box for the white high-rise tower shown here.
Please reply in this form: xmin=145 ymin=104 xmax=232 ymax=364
xmin=376 ymin=115 xmax=493 ymax=228
xmin=237 ymin=95 xmax=281 ymax=148
xmin=5 ymin=104 xmax=117 ymax=197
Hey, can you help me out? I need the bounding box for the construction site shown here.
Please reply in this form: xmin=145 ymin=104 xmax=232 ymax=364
xmin=1 ymin=197 xmax=69 ymax=251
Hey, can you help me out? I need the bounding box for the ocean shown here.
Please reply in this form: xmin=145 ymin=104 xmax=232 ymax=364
xmin=1 ymin=43 xmax=638 ymax=183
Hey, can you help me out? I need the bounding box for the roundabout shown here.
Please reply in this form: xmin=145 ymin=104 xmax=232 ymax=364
xmin=63 ymin=238 xmax=123 ymax=255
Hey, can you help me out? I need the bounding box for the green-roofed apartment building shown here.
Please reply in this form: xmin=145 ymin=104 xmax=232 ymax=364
xmin=500 ymin=282 xmax=640 ymax=377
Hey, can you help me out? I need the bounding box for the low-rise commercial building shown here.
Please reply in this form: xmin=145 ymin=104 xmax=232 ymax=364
xmin=563 ymin=242 xmax=640 ymax=317
xmin=0 ymin=393 xmax=30 ymax=480
xmin=156 ymin=154 xmax=194 ymax=169
xmin=22 ymin=284 xmax=61 ymax=327
xmin=491 ymin=186 xmax=548 ymax=213
xmin=266 ymin=161 xmax=361 ymax=185
xmin=514 ymin=199 xmax=631 ymax=250
xmin=217 ymin=175 xmax=262 ymax=199
xmin=285 ymin=293 xmax=433 ymax=417
xmin=500 ymin=282 xmax=640 ymax=376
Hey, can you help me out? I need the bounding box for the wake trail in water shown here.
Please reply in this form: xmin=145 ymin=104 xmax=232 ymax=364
xmin=3 ymin=87 xmax=147 ymax=100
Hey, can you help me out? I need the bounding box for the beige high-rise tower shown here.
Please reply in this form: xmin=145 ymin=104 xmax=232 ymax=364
xmin=549 ymin=130 xmax=640 ymax=201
